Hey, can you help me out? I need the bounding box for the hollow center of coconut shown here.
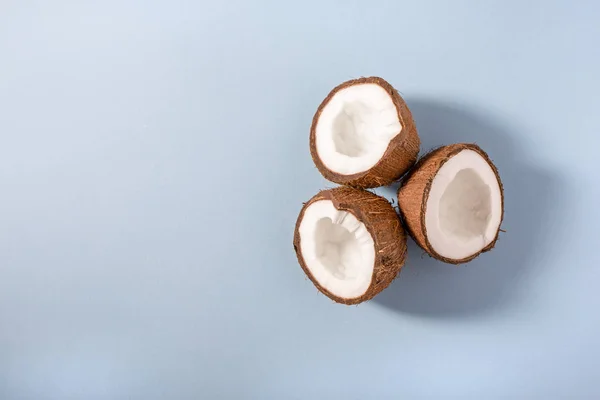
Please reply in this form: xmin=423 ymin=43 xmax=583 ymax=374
xmin=315 ymin=83 xmax=401 ymax=175
xmin=425 ymin=149 xmax=502 ymax=260
xmin=298 ymin=200 xmax=375 ymax=298
xmin=440 ymin=168 xmax=492 ymax=239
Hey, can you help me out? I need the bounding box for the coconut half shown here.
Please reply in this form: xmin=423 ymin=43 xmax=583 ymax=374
xmin=293 ymin=187 xmax=407 ymax=304
xmin=398 ymin=144 xmax=504 ymax=264
xmin=310 ymin=77 xmax=420 ymax=188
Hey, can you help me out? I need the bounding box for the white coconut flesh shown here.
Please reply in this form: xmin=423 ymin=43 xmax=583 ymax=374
xmin=315 ymin=83 xmax=401 ymax=175
xmin=298 ymin=200 xmax=376 ymax=299
xmin=425 ymin=149 xmax=502 ymax=260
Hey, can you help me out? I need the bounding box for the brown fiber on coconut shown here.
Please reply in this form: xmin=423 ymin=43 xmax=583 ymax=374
xmin=293 ymin=187 xmax=407 ymax=305
xmin=310 ymin=77 xmax=420 ymax=188
xmin=398 ymin=143 xmax=504 ymax=264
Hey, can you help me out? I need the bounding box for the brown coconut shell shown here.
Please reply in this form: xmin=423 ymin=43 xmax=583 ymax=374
xmin=397 ymin=143 xmax=504 ymax=264
xmin=293 ymin=187 xmax=407 ymax=305
xmin=310 ymin=77 xmax=420 ymax=188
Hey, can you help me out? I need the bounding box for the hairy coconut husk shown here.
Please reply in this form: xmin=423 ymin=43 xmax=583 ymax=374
xmin=397 ymin=143 xmax=504 ymax=264
xmin=293 ymin=187 xmax=407 ymax=305
xmin=310 ymin=77 xmax=420 ymax=188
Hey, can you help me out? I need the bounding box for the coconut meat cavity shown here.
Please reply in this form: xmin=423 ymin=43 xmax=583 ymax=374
xmin=298 ymin=200 xmax=375 ymax=299
xmin=315 ymin=83 xmax=401 ymax=175
xmin=425 ymin=149 xmax=502 ymax=260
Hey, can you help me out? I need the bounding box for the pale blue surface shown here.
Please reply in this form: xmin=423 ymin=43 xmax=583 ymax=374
xmin=1 ymin=1 xmax=599 ymax=399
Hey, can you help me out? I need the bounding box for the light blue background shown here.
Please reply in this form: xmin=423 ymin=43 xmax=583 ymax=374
xmin=1 ymin=1 xmax=599 ymax=398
